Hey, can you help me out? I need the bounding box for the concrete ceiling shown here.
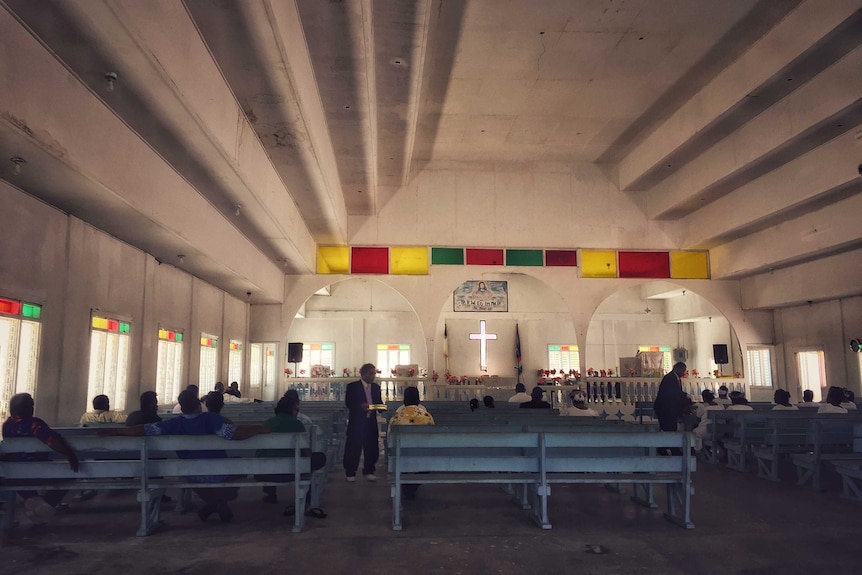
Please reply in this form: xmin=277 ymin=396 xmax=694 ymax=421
xmin=1 ymin=0 xmax=860 ymax=305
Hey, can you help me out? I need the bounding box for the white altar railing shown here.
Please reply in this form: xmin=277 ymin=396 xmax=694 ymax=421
xmin=281 ymin=376 xmax=748 ymax=407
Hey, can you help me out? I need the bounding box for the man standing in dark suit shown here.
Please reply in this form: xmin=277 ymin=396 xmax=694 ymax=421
xmin=343 ymin=363 xmax=383 ymax=482
xmin=653 ymin=362 xmax=690 ymax=432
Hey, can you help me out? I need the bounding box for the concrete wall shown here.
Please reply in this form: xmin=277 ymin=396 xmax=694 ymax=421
xmin=0 ymin=184 xmax=249 ymax=425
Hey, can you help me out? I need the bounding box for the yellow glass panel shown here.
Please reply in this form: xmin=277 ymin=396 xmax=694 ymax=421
xmin=670 ymin=251 xmax=709 ymax=279
xmin=92 ymin=316 xmax=108 ymax=329
xmin=317 ymin=246 xmax=350 ymax=274
xmin=159 ymin=329 xmax=168 ymax=340
xmin=390 ymin=246 xmax=428 ymax=275
xmin=581 ymin=250 xmax=617 ymax=278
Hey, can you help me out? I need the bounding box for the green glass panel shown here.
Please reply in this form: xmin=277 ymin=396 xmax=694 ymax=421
xmin=22 ymin=303 xmax=41 ymax=318
xmin=176 ymin=333 xmax=183 ymax=342
xmin=119 ymin=322 xmax=130 ymax=333
xmin=322 ymin=343 xmax=333 ymax=350
xmin=548 ymin=345 xmax=561 ymax=351
xmin=431 ymin=247 xmax=464 ymax=265
xmin=505 ymin=249 xmax=544 ymax=266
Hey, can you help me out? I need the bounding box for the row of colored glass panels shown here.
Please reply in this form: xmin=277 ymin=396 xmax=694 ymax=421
xmin=318 ymin=247 xmax=709 ymax=279
xmin=548 ymin=345 xmax=579 ymax=352
xmin=229 ymin=342 xmax=243 ymax=351
xmin=158 ymin=329 xmax=184 ymax=342
xmin=376 ymin=344 xmax=410 ymax=351
xmin=201 ymin=338 xmax=217 ymax=348
xmin=305 ymin=343 xmax=334 ymax=350
xmin=91 ymin=316 xmax=131 ymax=333
xmin=0 ymin=298 xmax=42 ymax=319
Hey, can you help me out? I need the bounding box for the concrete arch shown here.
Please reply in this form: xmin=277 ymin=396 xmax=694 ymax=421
xmin=584 ymin=280 xmax=755 ymax=378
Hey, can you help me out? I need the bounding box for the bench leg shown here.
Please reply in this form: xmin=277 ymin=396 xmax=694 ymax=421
xmin=391 ymin=482 xmax=403 ymax=531
xmin=839 ymin=472 xmax=862 ymax=501
xmin=630 ymin=482 xmax=657 ymax=509
xmin=663 ymin=483 xmax=695 ymax=529
xmin=291 ymin=482 xmax=309 ymax=533
xmin=0 ymin=492 xmax=17 ymax=530
xmin=795 ymin=461 xmax=815 ymax=489
xmin=137 ymin=489 xmax=165 ymax=537
xmin=175 ymin=488 xmax=194 ymax=513
xmin=529 ymin=483 xmax=552 ymax=530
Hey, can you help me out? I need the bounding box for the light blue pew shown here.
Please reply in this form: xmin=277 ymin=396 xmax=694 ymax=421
xmin=0 ymin=432 xmax=310 ymax=535
xmin=387 ymin=427 xmax=694 ymax=531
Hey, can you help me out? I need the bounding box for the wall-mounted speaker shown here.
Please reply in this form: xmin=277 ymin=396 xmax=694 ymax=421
xmin=713 ymin=344 xmax=729 ymax=365
xmin=287 ymin=342 xmax=303 ymax=363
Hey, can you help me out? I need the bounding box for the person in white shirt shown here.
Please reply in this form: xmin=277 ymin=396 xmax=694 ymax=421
xmin=713 ymin=385 xmax=732 ymax=406
xmin=772 ymin=389 xmax=798 ymax=411
xmin=818 ymin=386 xmax=848 ymax=414
xmin=797 ymin=389 xmax=819 ymax=408
xmin=560 ymin=390 xmax=597 ymax=417
xmin=693 ymin=390 xmax=724 ymax=451
xmin=507 ymin=383 xmax=531 ymax=403
xmin=726 ymin=391 xmax=753 ymax=411
xmin=841 ymin=389 xmax=857 ymax=411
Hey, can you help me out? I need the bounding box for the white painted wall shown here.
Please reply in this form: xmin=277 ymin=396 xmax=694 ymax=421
xmin=0 ymin=184 xmax=249 ymax=425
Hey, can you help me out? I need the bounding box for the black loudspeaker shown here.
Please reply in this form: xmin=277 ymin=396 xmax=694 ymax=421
xmin=288 ymin=342 xmax=303 ymax=363
xmin=713 ymin=344 xmax=729 ymax=365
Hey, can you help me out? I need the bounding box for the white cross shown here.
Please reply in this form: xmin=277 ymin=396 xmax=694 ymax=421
xmin=469 ymin=320 xmax=497 ymax=372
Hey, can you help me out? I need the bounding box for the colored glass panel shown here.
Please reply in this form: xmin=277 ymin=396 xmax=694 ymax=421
xmin=159 ymin=329 xmax=168 ymax=340
xmin=317 ymin=246 xmax=350 ymax=274
xmin=22 ymin=303 xmax=41 ymax=318
xmin=431 ymin=247 xmax=464 ymax=265
xmin=0 ymin=298 xmax=21 ymax=315
xmin=545 ymin=250 xmax=578 ymax=267
xmin=322 ymin=343 xmax=333 ymax=350
xmin=107 ymin=320 xmax=119 ymax=332
xmin=92 ymin=316 xmax=108 ymax=330
xmin=119 ymin=322 xmax=130 ymax=333
xmin=351 ymin=247 xmax=389 ymax=274
xmin=670 ymin=251 xmax=710 ymax=279
xmin=505 ymin=249 xmax=543 ymax=266
xmin=175 ymin=333 xmax=183 ymax=342
xmin=466 ymin=248 xmax=503 ymax=266
xmin=618 ymin=251 xmax=670 ymax=278
xmin=581 ymin=250 xmax=618 ymax=278
xmin=390 ymin=246 xmax=429 ymax=275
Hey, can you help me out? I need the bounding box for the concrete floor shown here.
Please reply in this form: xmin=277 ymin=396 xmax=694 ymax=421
xmin=2 ymin=460 xmax=860 ymax=575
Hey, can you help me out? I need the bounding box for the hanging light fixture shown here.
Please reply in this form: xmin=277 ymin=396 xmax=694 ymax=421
xmin=10 ymin=157 xmax=26 ymax=176
xmin=104 ymin=71 xmax=118 ymax=92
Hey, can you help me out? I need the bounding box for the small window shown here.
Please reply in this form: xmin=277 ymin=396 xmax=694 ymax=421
xmin=548 ymin=345 xmax=580 ymax=373
xmin=228 ymin=340 xmax=243 ymax=386
xmin=746 ymin=347 xmax=773 ymax=387
xmin=797 ymin=350 xmax=825 ymax=402
xmin=376 ymin=344 xmax=410 ymax=377
xmin=199 ymin=334 xmax=219 ymax=391
xmin=295 ymin=343 xmax=335 ymax=377
xmin=0 ymin=298 xmax=42 ymax=421
xmin=157 ymin=329 xmax=183 ymax=406
xmin=86 ymin=314 xmax=131 ymax=411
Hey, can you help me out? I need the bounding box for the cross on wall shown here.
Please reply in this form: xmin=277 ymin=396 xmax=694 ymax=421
xmin=469 ymin=320 xmax=497 ymax=372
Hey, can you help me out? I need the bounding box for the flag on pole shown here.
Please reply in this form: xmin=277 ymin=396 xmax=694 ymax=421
xmin=443 ymin=323 xmax=450 ymax=371
xmin=515 ymin=323 xmax=522 ymax=382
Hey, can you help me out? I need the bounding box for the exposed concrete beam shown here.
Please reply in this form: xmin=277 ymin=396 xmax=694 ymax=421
xmin=681 ymin=130 xmax=862 ymax=249
xmin=645 ymin=46 xmax=862 ymax=219
xmin=710 ymin=192 xmax=862 ymax=279
xmin=618 ymin=1 xmax=862 ymax=192
xmin=740 ymin=248 xmax=862 ymax=309
xmin=0 ymin=6 xmax=285 ymax=302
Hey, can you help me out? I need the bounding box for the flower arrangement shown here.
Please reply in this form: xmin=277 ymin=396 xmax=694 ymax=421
xmin=408 ymin=368 xmax=416 ymax=377
xmin=459 ymin=375 xmax=468 ymax=384
xmin=300 ymin=369 xmax=307 ymax=375
xmin=431 ymin=370 xmax=439 ymax=382
xmin=284 ymin=368 xmax=292 ymax=375
xmin=420 ymin=368 xmax=428 ymax=378
xmin=391 ymin=368 xmax=397 ymax=376
xmin=691 ymin=369 xmax=699 ymax=377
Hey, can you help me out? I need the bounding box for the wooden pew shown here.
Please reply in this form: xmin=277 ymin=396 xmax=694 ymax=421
xmin=0 ymin=433 xmax=310 ymax=535
xmin=788 ymin=420 xmax=861 ymax=489
xmin=387 ymin=426 xmax=694 ymax=531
